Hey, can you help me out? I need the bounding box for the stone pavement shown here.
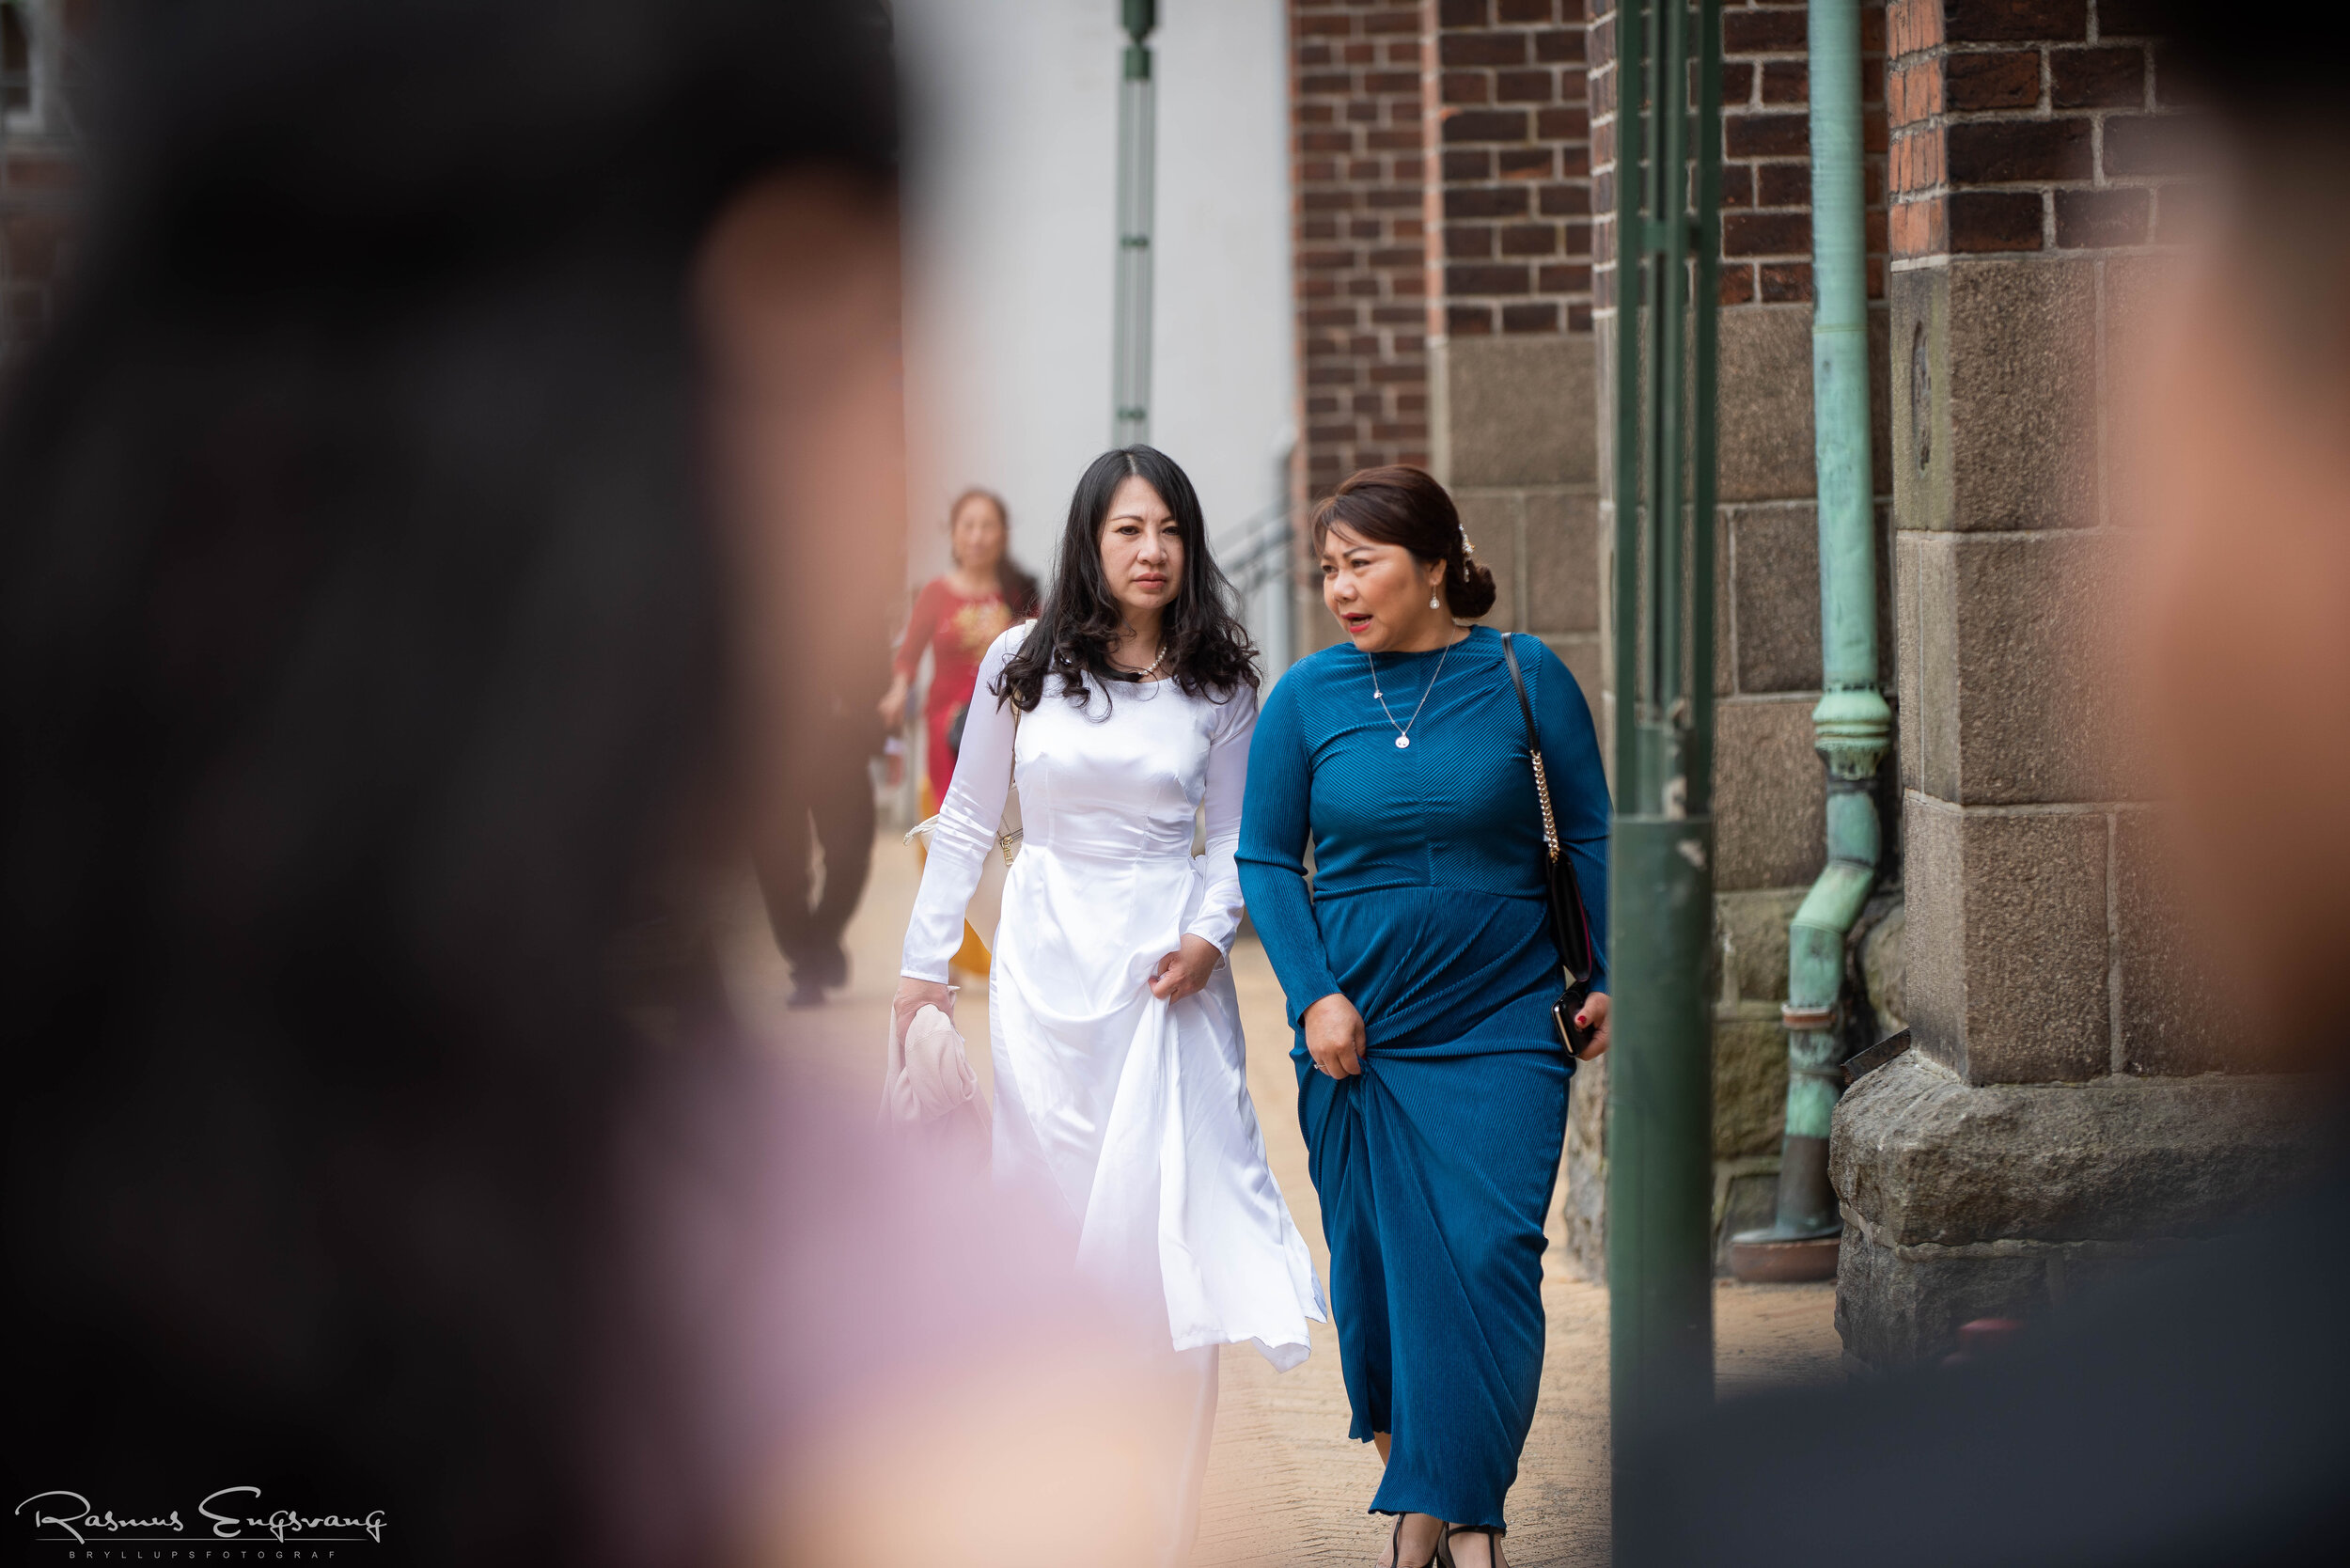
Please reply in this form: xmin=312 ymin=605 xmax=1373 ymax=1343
xmin=724 ymin=832 xmax=1843 ymax=1568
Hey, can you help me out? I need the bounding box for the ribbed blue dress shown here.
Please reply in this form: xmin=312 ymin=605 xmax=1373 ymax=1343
xmin=1236 ymin=625 xmax=1610 ymax=1529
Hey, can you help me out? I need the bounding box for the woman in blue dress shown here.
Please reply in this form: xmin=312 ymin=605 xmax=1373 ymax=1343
xmin=1236 ymin=466 xmax=1611 ymax=1568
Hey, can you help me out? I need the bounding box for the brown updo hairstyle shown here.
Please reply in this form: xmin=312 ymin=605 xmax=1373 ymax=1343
xmin=1309 ymin=465 xmax=1499 ymax=619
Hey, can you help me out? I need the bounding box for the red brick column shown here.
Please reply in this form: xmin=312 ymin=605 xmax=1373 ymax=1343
xmin=1888 ymin=0 xmax=2181 ymax=265
xmin=1287 ymin=0 xmax=1434 ymax=503
xmin=1427 ymin=0 xmax=1596 ymax=338
xmin=1720 ymin=1 xmax=1888 ymax=306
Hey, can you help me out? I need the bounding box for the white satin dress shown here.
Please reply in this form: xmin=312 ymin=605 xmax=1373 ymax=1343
xmin=901 ymin=624 xmax=1325 ymax=1561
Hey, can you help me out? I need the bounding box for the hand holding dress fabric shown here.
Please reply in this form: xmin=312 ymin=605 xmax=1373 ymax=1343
xmin=1147 ymin=933 xmax=1223 ymax=1002
xmin=1303 ymin=993 xmax=1366 ymax=1076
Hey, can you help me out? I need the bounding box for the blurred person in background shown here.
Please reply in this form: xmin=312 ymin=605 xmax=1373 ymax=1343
xmin=881 ymin=489 xmax=1040 ymax=977
xmin=1620 ymin=6 xmax=2350 ymax=1566
xmin=893 ymin=447 xmax=1326 ymax=1568
xmin=881 ymin=487 xmax=1042 ymax=803
xmin=1 ymin=3 xmax=1161 ymax=1564
xmin=756 ymin=637 xmax=889 ymax=1010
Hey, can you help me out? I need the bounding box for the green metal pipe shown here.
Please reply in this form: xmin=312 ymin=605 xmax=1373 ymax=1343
xmin=1737 ymin=0 xmax=1892 ymax=1255
xmin=1606 ymin=816 xmax=1718 ymax=1450
xmin=1607 ymin=0 xmax=1722 ymax=1512
xmin=1608 ymin=0 xmax=1645 ymax=808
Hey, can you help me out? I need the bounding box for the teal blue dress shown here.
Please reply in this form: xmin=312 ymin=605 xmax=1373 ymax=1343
xmin=1236 ymin=626 xmax=1609 ymax=1529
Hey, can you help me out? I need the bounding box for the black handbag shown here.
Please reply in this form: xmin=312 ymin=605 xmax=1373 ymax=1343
xmin=1498 ymin=634 xmax=1600 ymax=1058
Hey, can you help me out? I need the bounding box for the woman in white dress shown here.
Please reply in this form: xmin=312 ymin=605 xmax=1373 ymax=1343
xmin=894 ymin=446 xmax=1324 ymax=1562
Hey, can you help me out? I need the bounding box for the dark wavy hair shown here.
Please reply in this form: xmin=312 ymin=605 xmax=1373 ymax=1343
xmin=1310 ymin=464 xmax=1499 ymax=619
xmin=995 ymin=446 xmax=1257 ymax=713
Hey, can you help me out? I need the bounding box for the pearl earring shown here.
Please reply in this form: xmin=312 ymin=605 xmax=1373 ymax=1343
xmin=1430 ymin=593 xmax=1441 ymax=609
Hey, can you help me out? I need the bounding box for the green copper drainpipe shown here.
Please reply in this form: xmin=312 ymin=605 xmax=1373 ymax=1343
xmin=1731 ymin=0 xmax=1891 ymax=1271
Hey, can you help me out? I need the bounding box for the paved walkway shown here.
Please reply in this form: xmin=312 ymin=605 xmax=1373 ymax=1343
xmin=726 ymin=832 xmax=1843 ymax=1568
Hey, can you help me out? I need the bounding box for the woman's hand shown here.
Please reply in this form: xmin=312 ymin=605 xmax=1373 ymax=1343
xmin=1148 ymin=935 xmax=1222 ymax=1003
xmin=1573 ymin=992 xmax=1611 ymax=1061
xmin=891 ymin=976 xmax=954 ymax=1039
xmin=878 ymin=672 xmax=910 ymax=730
xmin=1302 ymin=992 xmax=1366 ymax=1078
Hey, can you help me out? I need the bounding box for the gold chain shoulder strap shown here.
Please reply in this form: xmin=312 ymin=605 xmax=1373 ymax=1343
xmin=1501 ymin=633 xmax=1561 ymax=866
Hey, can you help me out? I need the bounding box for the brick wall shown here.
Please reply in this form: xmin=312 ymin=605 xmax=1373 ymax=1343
xmin=1888 ymin=0 xmax=2186 ymax=263
xmin=1720 ymin=0 xmax=1888 ymax=306
xmin=1288 ymin=0 xmax=1434 ymax=504
xmin=1430 ymin=0 xmax=1595 ymax=338
xmin=1593 ymin=2 xmax=1890 ymax=311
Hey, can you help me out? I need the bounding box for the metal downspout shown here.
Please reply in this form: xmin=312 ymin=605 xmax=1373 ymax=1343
xmin=1110 ymin=0 xmax=1157 ymax=447
xmin=1730 ymin=0 xmax=1891 ymax=1271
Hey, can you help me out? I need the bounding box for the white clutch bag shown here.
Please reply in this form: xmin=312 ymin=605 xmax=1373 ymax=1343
xmin=878 ymin=1000 xmax=988 ymax=1167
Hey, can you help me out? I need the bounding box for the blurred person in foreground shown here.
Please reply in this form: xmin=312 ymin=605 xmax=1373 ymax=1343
xmin=0 ymin=3 xmax=1159 ymax=1564
xmin=1620 ymin=11 xmax=2350 ymax=1568
xmin=880 ymin=488 xmax=1040 ymax=978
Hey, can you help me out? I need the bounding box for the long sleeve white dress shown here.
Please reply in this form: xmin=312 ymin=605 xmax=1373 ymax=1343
xmin=901 ymin=623 xmax=1325 ymax=1560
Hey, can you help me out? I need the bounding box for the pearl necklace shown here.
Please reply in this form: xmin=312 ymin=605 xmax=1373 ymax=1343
xmin=1112 ymin=643 xmax=1169 ymax=681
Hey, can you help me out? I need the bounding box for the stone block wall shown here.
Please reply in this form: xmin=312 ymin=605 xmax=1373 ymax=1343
xmin=1835 ymin=0 xmax=2338 ymax=1366
xmin=1576 ymin=0 xmax=1899 ymax=1278
xmin=1423 ymin=0 xmax=1604 ymax=709
xmin=1885 ymin=0 xmax=2186 ymax=1093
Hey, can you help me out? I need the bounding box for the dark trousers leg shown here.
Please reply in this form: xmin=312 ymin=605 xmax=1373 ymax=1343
xmin=757 ymin=758 xmax=873 ymax=987
xmin=756 ymin=792 xmax=817 ymax=979
xmin=802 ymin=762 xmax=874 ymax=981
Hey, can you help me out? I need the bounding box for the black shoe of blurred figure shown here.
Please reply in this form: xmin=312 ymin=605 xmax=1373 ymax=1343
xmin=784 ymin=947 xmax=846 ymax=1008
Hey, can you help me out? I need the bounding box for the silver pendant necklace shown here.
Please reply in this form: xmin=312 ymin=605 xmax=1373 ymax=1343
xmin=1368 ymin=634 xmax=1455 ymax=749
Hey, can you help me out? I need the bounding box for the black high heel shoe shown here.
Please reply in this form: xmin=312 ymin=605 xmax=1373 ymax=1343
xmin=1386 ymin=1513 xmax=1439 ymax=1568
xmin=1435 ymin=1523 xmax=1505 ymax=1568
